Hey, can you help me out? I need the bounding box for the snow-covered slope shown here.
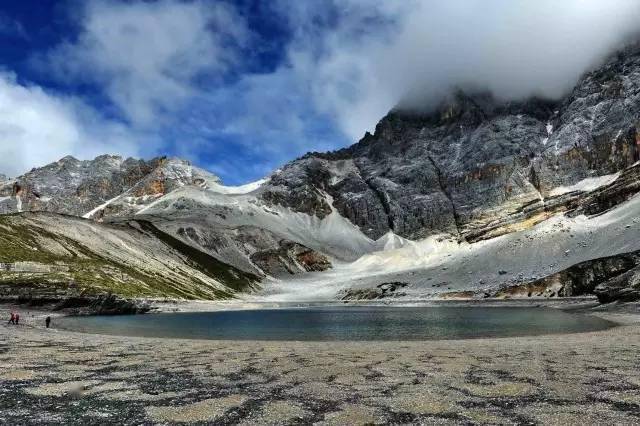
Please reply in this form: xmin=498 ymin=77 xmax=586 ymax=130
xmin=206 ymin=178 xmax=268 ymax=195
xmin=135 ymin=186 xmax=378 ymax=261
xmin=253 ymin=188 xmax=640 ymax=302
xmin=548 ymin=172 xmax=621 ymax=197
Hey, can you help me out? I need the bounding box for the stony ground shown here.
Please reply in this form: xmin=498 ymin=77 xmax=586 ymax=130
xmin=0 ymin=307 xmax=639 ymax=425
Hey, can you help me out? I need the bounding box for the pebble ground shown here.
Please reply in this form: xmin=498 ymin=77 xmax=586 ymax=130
xmin=0 ymin=307 xmax=639 ymax=425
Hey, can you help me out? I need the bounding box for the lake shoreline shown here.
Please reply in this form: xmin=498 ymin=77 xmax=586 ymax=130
xmin=2 ymin=297 xmax=637 ymax=339
xmin=1 ymin=301 xmax=639 ymax=424
xmin=148 ymin=295 xmax=607 ymax=313
xmin=0 ymin=293 xmax=607 ymax=317
xmin=51 ymin=304 xmax=619 ymax=342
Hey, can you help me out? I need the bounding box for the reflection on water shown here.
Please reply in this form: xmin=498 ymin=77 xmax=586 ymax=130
xmin=56 ymin=306 xmax=614 ymax=341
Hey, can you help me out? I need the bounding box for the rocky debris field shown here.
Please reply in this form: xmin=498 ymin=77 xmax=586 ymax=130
xmin=0 ymin=305 xmax=639 ymax=425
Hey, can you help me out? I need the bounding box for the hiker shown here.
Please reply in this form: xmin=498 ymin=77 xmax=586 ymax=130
xmin=14 ymin=313 xmax=19 ymax=325
xmin=45 ymin=316 xmax=51 ymax=328
xmin=8 ymin=312 xmax=15 ymax=325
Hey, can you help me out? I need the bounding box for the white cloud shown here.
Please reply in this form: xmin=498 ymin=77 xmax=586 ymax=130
xmin=276 ymin=0 xmax=640 ymax=140
xmin=46 ymin=0 xmax=249 ymax=126
xmin=0 ymin=72 xmax=141 ymax=177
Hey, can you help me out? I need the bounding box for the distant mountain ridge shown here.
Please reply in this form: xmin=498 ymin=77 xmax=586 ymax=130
xmin=0 ymin=155 xmax=222 ymax=218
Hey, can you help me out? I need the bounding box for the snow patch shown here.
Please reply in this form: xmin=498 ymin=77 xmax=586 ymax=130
xmin=349 ymin=235 xmax=461 ymax=275
xmin=615 ymin=129 xmax=623 ymax=140
xmin=374 ymin=231 xmax=413 ymax=251
xmin=207 ymin=178 xmax=267 ymax=195
xmin=549 ymin=172 xmax=620 ymax=196
xmin=83 ymin=195 xmax=122 ymax=219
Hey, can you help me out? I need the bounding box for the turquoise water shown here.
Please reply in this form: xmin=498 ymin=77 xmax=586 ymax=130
xmin=55 ymin=306 xmax=614 ymax=341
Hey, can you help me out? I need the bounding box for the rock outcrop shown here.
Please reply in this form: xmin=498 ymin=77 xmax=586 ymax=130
xmin=250 ymin=240 xmax=331 ymax=277
xmin=0 ymin=155 xmax=222 ymax=219
xmin=340 ymin=282 xmax=408 ymax=300
xmin=492 ymin=251 xmax=640 ymax=299
xmin=594 ymin=265 xmax=640 ymax=303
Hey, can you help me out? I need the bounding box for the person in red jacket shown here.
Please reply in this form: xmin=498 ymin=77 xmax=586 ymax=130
xmin=15 ymin=313 xmax=19 ymax=325
xmin=8 ymin=312 xmax=15 ymax=325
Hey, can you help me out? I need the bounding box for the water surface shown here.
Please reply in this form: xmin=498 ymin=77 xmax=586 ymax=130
xmin=55 ymin=306 xmax=615 ymax=341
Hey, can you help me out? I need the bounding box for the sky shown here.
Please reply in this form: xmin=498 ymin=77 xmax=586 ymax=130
xmin=1 ymin=1 xmax=640 ymax=184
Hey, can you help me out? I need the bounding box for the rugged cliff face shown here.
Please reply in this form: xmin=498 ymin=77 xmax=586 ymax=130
xmin=0 ymin=155 xmax=160 ymax=216
xmin=259 ymin=45 xmax=640 ymax=243
xmin=0 ymin=155 xmax=228 ymax=219
xmin=3 ymin=45 xmax=640 ymax=302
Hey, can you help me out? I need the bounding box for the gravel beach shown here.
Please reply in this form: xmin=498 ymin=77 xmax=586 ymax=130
xmin=1 ymin=304 xmax=639 ymax=425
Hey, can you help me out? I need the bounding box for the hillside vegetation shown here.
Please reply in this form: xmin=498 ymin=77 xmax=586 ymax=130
xmin=0 ymin=213 xmax=259 ymax=300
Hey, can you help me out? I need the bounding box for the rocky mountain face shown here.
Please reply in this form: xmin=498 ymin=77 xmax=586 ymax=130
xmin=0 ymin=155 xmax=225 ymax=218
xmin=260 ymin=45 xmax=640 ymax=243
xmin=3 ymin=44 xmax=640 ymax=302
xmin=0 ymin=155 xmax=157 ymax=216
xmin=0 ymin=155 xmax=335 ymax=282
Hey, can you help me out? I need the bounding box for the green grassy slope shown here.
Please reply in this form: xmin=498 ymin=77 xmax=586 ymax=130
xmin=0 ymin=213 xmax=260 ymax=300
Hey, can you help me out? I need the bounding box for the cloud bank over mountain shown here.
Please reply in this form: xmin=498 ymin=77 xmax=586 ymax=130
xmin=1 ymin=0 xmax=640 ymax=181
xmin=281 ymin=0 xmax=640 ymax=139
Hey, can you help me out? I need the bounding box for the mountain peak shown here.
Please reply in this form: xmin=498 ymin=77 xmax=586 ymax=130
xmin=58 ymin=155 xmax=79 ymax=164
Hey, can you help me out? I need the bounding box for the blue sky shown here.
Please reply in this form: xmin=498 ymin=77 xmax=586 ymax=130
xmin=0 ymin=1 xmax=638 ymax=183
xmin=0 ymin=0 xmax=360 ymax=183
xmin=0 ymin=0 xmax=369 ymax=183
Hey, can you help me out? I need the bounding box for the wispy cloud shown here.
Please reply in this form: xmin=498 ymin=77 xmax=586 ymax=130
xmin=0 ymin=72 xmax=143 ymax=177
xmin=44 ymin=0 xmax=249 ymax=126
xmin=0 ymin=12 xmax=28 ymax=39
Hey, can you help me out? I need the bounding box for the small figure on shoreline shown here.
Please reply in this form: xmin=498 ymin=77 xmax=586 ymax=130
xmin=8 ymin=312 xmax=15 ymax=325
xmin=45 ymin=316 xmax=51 ymax=328
xmin=15 ymin=313 xmax=19 ymax=325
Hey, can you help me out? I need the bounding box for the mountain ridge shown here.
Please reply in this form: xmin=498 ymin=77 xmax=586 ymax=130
xmin=3 ymin=43 xmax=640 ymax=302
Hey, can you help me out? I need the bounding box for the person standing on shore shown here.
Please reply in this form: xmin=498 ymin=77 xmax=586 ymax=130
xmin=15 ymin=313 xmax=19 ymax=325
xmin=45 ymin=316 xmax=51 ymax=328
xmin=8 ymin=312 xmax=15 ymax=325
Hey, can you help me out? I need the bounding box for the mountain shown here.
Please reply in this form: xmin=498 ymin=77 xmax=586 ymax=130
xmin=3 ymin=44 xmax=640 ymax=303
xmin=258 ymin=46 xmax=640 ymax=243
xmin=0 ymin=213 xmax=258 ymax=302
xmin=0 ymin=155 xmax=223 ymax=218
